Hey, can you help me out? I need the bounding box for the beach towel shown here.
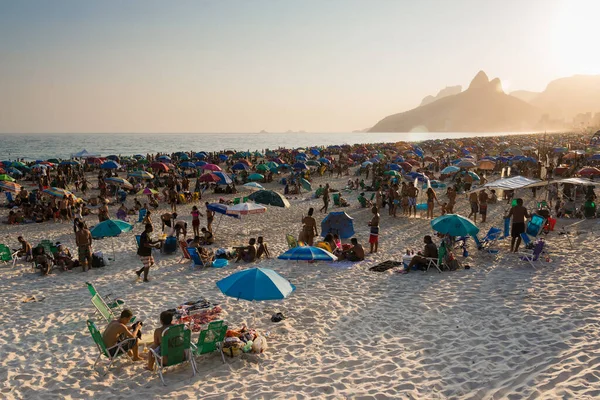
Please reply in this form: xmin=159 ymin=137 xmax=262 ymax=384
xmin=369 ymin=260 xmax=403 ymax=272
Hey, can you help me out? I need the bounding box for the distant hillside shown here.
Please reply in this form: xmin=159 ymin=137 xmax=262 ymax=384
xmin=420 ymin=85 xmax=462 ymax=107
xmin=369 ymin=71 xmax=543 ymax=132
xmin=510 ymin=90 xmax=539 ymax=104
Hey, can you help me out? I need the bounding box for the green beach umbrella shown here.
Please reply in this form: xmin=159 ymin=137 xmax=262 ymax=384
xmin=256 ymin=164 xmax=269 ymax=172
xmin=384 ymin=170 xmax=400 ymax=176
xmin=306 ymin=160 xmax=321 ymax=167
xmin=301 ymin=178 xmax=312 ymax=191
xmin=0 ymin=174 xmax=16 ymax=182
xmin=248 ymin=173 xmax=264 ymax=181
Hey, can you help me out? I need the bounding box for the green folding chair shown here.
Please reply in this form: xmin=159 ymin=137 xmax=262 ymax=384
xmin=193 ymin=320 xmax=227 ymax=364
xmin=0 ymin=244 xmax=18 ymax=266
xmin=286 ymin=234 xmax=298 ymax=249
xmin=86 ymin=282 xmax=125 ymax=311
xmin=87 ymin=320 xmax=136 ymax=374
xmin=242 ymin=196 xmax=249 ymax=203
xmin=332 ymin=193 xmax=340 ymax=206
xmin=149 ymin=324 xmax=197 ymax=385
xmin=232 ymin=197 xmax=241 ymax=205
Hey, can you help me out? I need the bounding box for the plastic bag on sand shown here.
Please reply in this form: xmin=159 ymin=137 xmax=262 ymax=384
xmin=252 ymin=336 xmax=267 ymax=354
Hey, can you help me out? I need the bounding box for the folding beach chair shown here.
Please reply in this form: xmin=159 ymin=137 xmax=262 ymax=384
xmin=526 ymin=214 xmax=546 ymax=237
xmin=518 ymin=239 xmax=546 ymax=269
xmin=286 ymin=234 xmax=299 ymax=249
xmin=137 ymin=208 xmax=147 ymax=223
xmin=91 ymin=293 xmax=116 ymax=323
xmin=193 ymin=320 xmax=227 ymax=364
xmin=188 ymin=247 xmax=210 ymax=268
xmin=473 ymin=227 xmax=503 ymax=257
xmin=86 ymin=282 xmax=125 ymax=311
xmin=149 ymin=324 xmax=197 ymax=385
xmin=332 ymin=193 xmax=340 ymax=206
xmin=179 ymin=241 xmax=192 ymax=263
xmin=232 ymin=197 xmax=241 ymax=205
xmin=424 ymin=243 xmax=445 ymax=273
xmin=87 ymin=319 xmax=136 ymax=374
xmin=135 ymin=235 xmax=141 ymax=247
xmin=0 ymin=244 xmax=19 ymax=266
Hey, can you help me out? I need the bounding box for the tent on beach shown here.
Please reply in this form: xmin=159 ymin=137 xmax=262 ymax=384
xmin=72 ymin=149 xmax=101 ymax=158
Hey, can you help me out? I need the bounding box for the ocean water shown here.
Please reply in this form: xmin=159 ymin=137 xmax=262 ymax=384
xmin=0 ymin=131 xmax=534 ymax=161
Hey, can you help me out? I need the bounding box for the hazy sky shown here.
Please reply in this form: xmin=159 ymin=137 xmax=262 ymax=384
xmin=1 ymin=0 xmax=598 ymax=133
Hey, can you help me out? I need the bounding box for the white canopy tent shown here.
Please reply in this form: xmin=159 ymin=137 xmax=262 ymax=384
xmin=71 ymin=149 xmax=101 ymax=158
xmin=483 ymin=176 xmax=544 ymax=190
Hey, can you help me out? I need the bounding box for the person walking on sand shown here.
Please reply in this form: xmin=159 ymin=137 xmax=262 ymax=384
xmin=205 ymin=202 xmax=215 ymax=233
xmin=426 ymin=187 xmax=439 ymax=219
xmin=467 ymin=191 xmax=479 ymax=223
xmin=407 ymin=183 xmax=419 ymax=217
xmin=507 ymin=198 xmax=530 ymax=253
xmin=191 ymin=205 xmax=203 ymax=238
xmin=136 ymin=223 xmax=162 ymax=282
xmin=301 ymin=207 xmax=318 ymax=246
xmin=368 ymin=206 xmax=380 ymax=253
xmin=75 ymin=221 xmax=93 ymax=272
xmin=320 ymin=183 xmax=330 ymax=213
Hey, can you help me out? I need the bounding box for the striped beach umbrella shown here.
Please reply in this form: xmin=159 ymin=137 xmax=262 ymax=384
xmin=128 ymin=170 xmax=154 ymax=179
xmin=0 ymin=181 xmax=21 ymax=192
xmin=42 ymin=187 xmax=74 ymax=199
xmin=105 ymin=177 xmax=133 ymax=190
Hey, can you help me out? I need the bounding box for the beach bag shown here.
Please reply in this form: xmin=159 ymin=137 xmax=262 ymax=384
xmin=91 ymin=254 xmax=105 ymax=268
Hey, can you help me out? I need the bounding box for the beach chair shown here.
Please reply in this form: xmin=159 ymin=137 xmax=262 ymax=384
xmin=242 ymin=196 xmax=249 ymax=203
xmin=5 ymin=192 xmax=14 ymax=204
xmin=137 ymin=208 xmax=147 ymax=223
xmin=192 ymin=320 xmax=227 ymax=364
xmin=474 ymin=227 xmax=503 ymax=254
xmin=526 ymin=214 xmax=546 ymax=237
xmin=424 ymin=243 xmax=445 ymax=273
xmin=135 ymin=235 xmax=141 ymax=247
xmin=286 ymin=234 xmax=299 ymax=249
xmin=86 ymin=282 xmax=125 ymax=311
xmin=518 ymin=239 xmax=546 ymax=269
xmin=232 ymin=197 xmax=241 ymax=205
xmin=91 ymin=293 xmax=116 ymax=323
xmin=332 ymin=193 xmax=340 ymax=206
xmin=179 ymin=241 xmax=192 ymax=263
xmin=87 ymin=320 xmax=136 ymax=374
xmin=0 ymin=244 xmax=19 ymax=266
xmin=188 ymin=247 xmax=210 ymax=268
xmin=149 ymin=324 xmax=197 ymax=385
xmin=163 ymin=236 xmax=178 ymax=254
xmin=520 ymin=233 xmax=534 ymax=250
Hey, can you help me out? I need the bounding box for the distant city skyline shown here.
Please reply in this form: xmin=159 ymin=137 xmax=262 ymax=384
xmin=1 ymin=0 xmax=598 ymax=133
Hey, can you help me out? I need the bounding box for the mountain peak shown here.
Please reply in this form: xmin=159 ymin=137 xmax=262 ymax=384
xmin=468 ymin=70 xmax=490 ymax=90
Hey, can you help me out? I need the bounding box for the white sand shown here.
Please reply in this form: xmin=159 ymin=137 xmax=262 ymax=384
xmin=1 ymin=170 xmax=600 ymax=399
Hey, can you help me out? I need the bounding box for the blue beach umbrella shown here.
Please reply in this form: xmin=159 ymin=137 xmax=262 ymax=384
xmin=431 ymin=214 xmax=479 ymax=237
xmin=292 ymin=162 xmax=308 ymax=170
xmin=321 ymin=211 xmax=355 ymax=239
xmin=318 ymin=157 xmax=331 ymax=165
xmin=216 ymin=268 xmax=296 ymax=301
xmin=157 ymin=155 xmax=171 ymax=162
xmin=388 ymin=164 xmax=401 ymax=171
xmin=90 ymin=219 xmax=134 ymax=261
xmin=195 ymin=152 xmax=207 ymax=159
xmin=213 ymin=171 xmax=232 ymax=185
xmin=442 ymin=166 xmax=460 ymax=174
xmin=180 ymin=161 xmax=196 ymax=169
xmin=195 ymin=161 xmax=207 ymax=167
xmin=219 ymin=154 xmax=229 ymax=161
xmin=278 ymin=246 xmax=338 ymax=262
xmin=232 ymin=163 xmax=250 ymax=171
xmin=100 ymin=161 xmax=120 ymax=170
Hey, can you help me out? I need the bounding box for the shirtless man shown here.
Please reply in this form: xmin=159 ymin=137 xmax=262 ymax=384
xmin=16 ymin=236 xmax=32 ymax=259
xmin=235 ymin=238 xmax=257 ymax=263
xmin=467 ymin=191 xmax=479 ymax=223
xmin=75 ymin=221 xmax=93 ymax=271
xmin=407 ymin=183 xmax=419 ymax=217
xmin=98 ymin=200 xmax=109 ymax=222
xmin=301 ymin=208 xmax=318 ymax=246
xmin=446 ymin=187 xmax=457 ymax=213
xmin=161 ymin=212 xmax=175 ymax=233
xmin=256 ymin=236 xmax=271 ymax=259
xmin=339 ymin=238 xmax=365 ymax=261
xmin=319 ymin=184 xmax=330 ymax=213
xmin=508 ymin=198 xmax=530 ymax=252
xmin=102 ymin=309 xmax=143 ymax=362
xmin=205 ymin=202 xmax=215 ymax=233
xmin=368 ymin=206 xmax=380 ymax=253
xmin=59 ymin=197 xmax=69 ymax=222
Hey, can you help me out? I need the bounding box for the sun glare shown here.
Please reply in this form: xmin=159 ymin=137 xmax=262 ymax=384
xmin=552 ymin=0 xmax=600 ymax=74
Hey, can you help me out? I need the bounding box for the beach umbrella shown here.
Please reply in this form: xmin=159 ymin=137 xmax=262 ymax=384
xmin=60 ymin=160 xmax=80 ymax=166
xmin=293 ymin=162 xmax=308 ymax=170
xmin=133 ymin=154 xmax=145 ymax=159
xmin=226 ymin=202 xmax=267 ymax=216
xmin=11 ymin=161 xmax=26 ymax=169
xmin=137 ymin=187 xmax=159 ymax=195
xmin=0 ymin=181 xmax=21 ymax=192
xmin=201 ymin=163 xmax=222 ymax=172
xmin=195 ymin=152 xmax=207 ymax=159
xmin=310 ymin=149 xmax=320 ymax=156
xmin=150 ymin=162 xmax=169 ymax=172
xmin=128 ymin=170 xmax=154 ymax=179
xmin=321 ymin=211 xmax=355 ymax=239
xmin=384 ymin=170 xmax=400 ymax=176
xmin=305 ymin=160 xmax=321 ymax=167
xmin=300 ymin=178 xmax=312 ymax=191
xmin=242 ymin=182 xmax=264 ymax=191
xmin=195 ymin=161 xmax=207 ymax=167
xmin=256 ymin=164 xmax=269 ymax=172
xmin=178 ymin=154 xmax=190 ymax=161
xmin=213 ymin=171 xmax=233 ymax=185
xmin=456 ymin=160 xmax=476 ymax=169
xmin=157 ymin=155 xmax=171 ymax=162
xmin=105 ymin=177 xmax=133 ymax=190
xmin=248 ymin=173 xmax=264 ymax=181
xmin=7 ymin=168 xmax=23 ymax=177
xmin=180 ymin=161 xmax=196 ymax=169
xmin=577 ymin=167 xmax=600 ymax=177
xmin=0 ymin=174 xmax=16 ymax=182
xmin=106 ymin=155 xmax=120 ymax=162
xmin=47 ymin=158 xmax=60 ymax=164
xmin=278 ymin=246 xmax=337 ymax=262
xmin=388 ymin=164 xmax=401 ymax=171
xmin=100 ymin=161 xmax=120 ymax=170
xmin=590 ymin=154 xmax=600 ymax=161
xmin=553 ymin=147 xmax=568 ymax=153
xmin=248 ymin=190 xmax=290 ymax=208
xmin=216 ymin=268 xmax=295 ymax=301
xmin=318 ymin=158 xmax=331 ymax=165
xmin=239 ymin=159 xmax=252 ymax=166
xmin=42 ymin=187 xmax=74 ymax=199
xmin=424 ymin=156 xmax=436 ymax=162
xmin=90 ymin=219 xmax=134 ymax=261
xmin=198 ymin=173 xmax=221 ymax=183
xmin=218 ymin=154 xmax=229 ymax=161
xmin=137 ymin=159 xmax=149 ymax=165
xmin=399 ymin=162 xmax=412 ymax=171
xmin=441 ymin=166 xmax=460 ymax=174
xmin=431 ymin=214 xmax=479 ymax=237
xmin=232 ymin=163 xmax=250 ymax=171
xmin=477 ymin=160 xmax=496 ymax=170
xmin=361 ymin=161 xmax=372 ymax=167
xmin=207 ymin=203 xmax=240 ymax=219
xmin=266 ymin=161 xmax=279 ymax=169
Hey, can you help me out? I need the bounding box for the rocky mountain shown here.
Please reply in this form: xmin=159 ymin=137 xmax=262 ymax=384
xmin=369 ymin=71 xmax=543 ymax=132
xmin=510 ymin=75 xmax=600 ymax=120
xmin=420 ymin=85 xmax=462 ymax=107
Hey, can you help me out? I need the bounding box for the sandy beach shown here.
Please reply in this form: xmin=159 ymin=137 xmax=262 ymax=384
xmin=1 ymin=150 xmax=600 ymax=400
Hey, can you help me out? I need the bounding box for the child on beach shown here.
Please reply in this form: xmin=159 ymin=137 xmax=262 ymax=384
xmin=146 ymin=311 xmax=173 ymax=371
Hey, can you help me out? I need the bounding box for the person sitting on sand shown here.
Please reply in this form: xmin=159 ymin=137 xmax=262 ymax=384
xmin=199 ymin=227 xmax=214 ymax=245
xmin=338 ymin=238 xmax=365 ymax=261
xmin=102 ymin=309 xmax=144 ymax=362
xmin=146 ymin=311 xmax=173 ymax=371
xmin=16 ymin=236 xmax=32 ymax=261
xmin=55 ymin=243 xmax=77 ymax=271
xmin=256 ymin=236 xmax=271 ymax=259
xmin=401 ymin=235 xmax=438 ymax=273
xmin=187 ymin=235 xmax=202 ymax=248
xmin=235 ymin=238 xmax=257 ymax=263
xmin=34 ymin=246 xmax=52 ymax=276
